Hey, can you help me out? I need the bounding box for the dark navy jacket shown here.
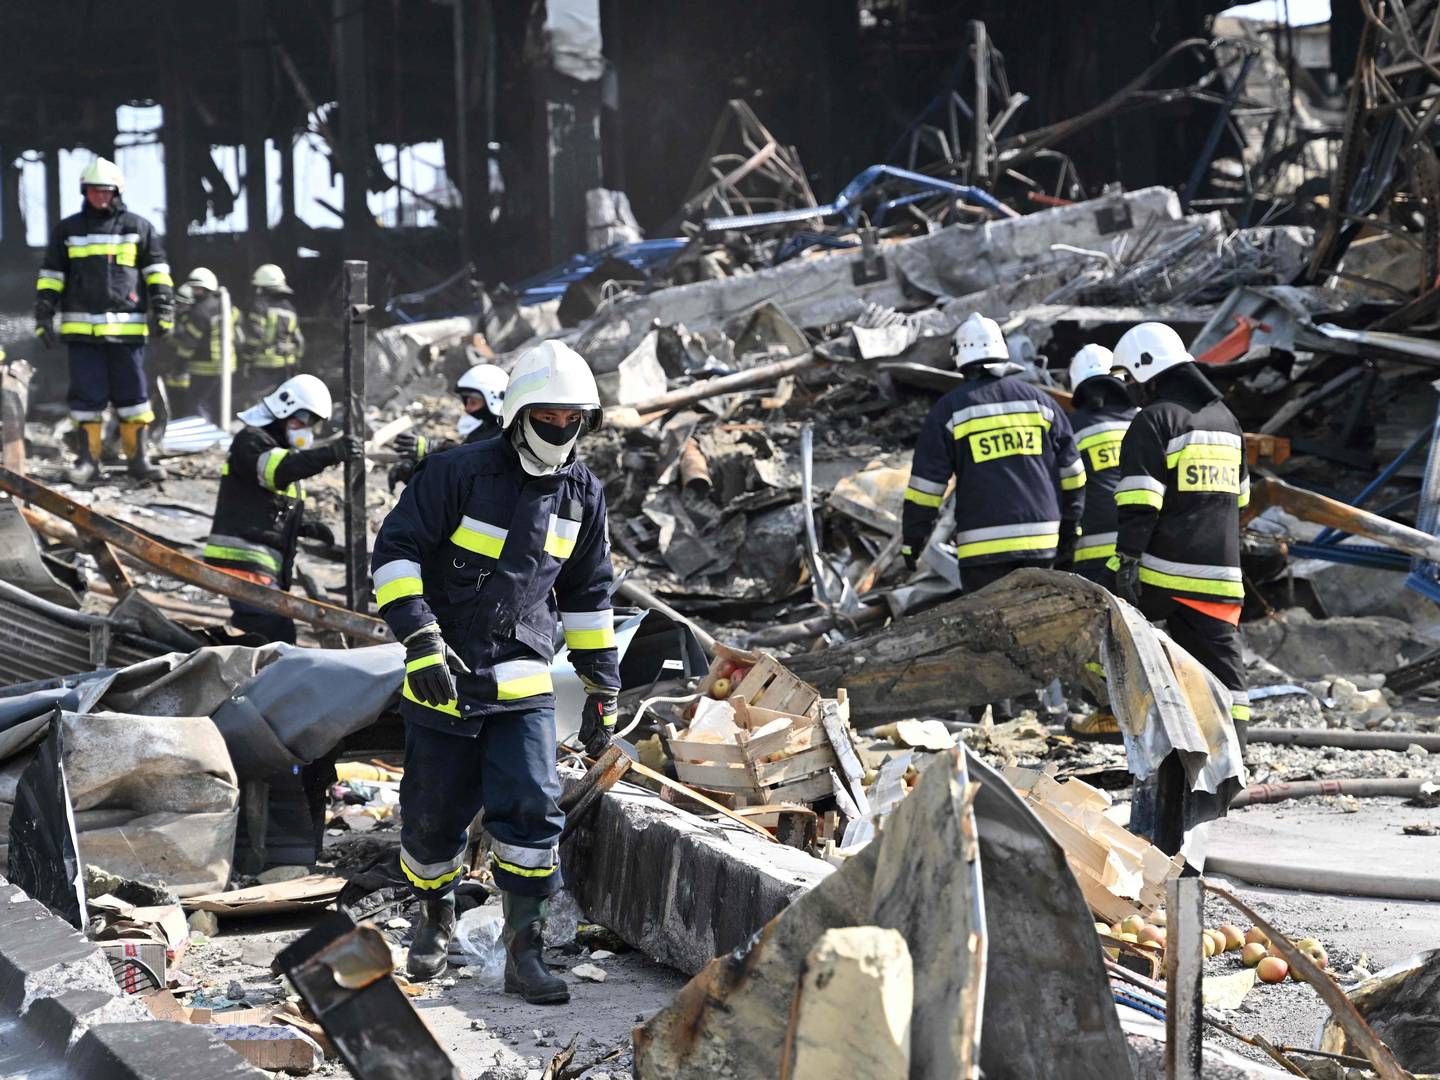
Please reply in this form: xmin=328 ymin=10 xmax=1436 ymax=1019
xmin=902 ymin=372 xmax=1085 ymax=566
xmin=1069 ymin=382 xmax=1138 ymax=566
xmin=371 ymin=436 xmax=619 ymax=733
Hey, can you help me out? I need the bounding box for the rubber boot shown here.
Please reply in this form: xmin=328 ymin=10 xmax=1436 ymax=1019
xmin=502 ymin=892 xmax=569 ymax=1004
xmin=122 ymin=422 xmax=167 ymax=482
xmin=405 ymin=892 xmax=456 ymax=982
xmin=66 ymin=422 xmax=104 ymax=486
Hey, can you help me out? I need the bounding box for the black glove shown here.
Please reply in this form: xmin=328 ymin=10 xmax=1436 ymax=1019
xmin=387 ymin=458 xmax=417 ymax=493
xmin=1115 ymin=554 xmax=1143 ymax=607
xmin=402 ymin=624 xmax=469 ymax=707
xmin=153 ymin=307 xmax=175 ymax=338
xmin=300 ymin=520 xmax=336 ymax=546
xmin=321 ymin=434 xmax=365 ymax=465
xmin=34 ymin=303 xmax=56 ymax=349
xmin=393 ymin=432 xmax=426 ymax=460
xmin=579 ymin=691 xmax=618 ymax=757
xmin=1055 ymin=522 xmax=1078 ymax=569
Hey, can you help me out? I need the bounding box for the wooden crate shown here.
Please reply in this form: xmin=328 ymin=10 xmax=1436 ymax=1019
xmin=667 ymin=698 xmax=838 ymax=805
xmin=697 ymin=645 xmax=821 ymax=721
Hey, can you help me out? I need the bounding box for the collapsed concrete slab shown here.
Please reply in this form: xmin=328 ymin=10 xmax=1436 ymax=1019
xmin=0 ymin=876 xmax=263 ymax=1078
xmin=789 ymin=927 xmax=913 ymax=1080
xmin=559 ymin=772 xmax=832 ymax=976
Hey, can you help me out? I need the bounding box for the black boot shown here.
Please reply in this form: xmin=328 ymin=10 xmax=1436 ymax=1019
xmin=405 ymin=892 xmax=456 ymax=981
xmin=125 ymin=424 xmax=167 ymax=482
xmin=502 ymin=892 xmax=569 ymax=1004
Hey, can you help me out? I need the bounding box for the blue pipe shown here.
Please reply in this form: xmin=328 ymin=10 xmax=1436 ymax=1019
xmin=1314 ymin=427 xmax=1431 ymax=545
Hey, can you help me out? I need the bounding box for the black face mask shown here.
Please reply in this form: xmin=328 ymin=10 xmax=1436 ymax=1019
xmin=529 ymin=416 xmax=582 ymax=445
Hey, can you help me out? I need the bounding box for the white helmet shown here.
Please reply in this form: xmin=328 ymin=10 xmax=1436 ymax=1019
xmin=952 ymin=313 xmax=1008 ymax=368
xmin=501 ymin=341 xmax=600 ymax=430
xmin=79 ymin=157 xmax=125 ymax=194
xmin=238 ymin=373 xmax=333 ymax=427
xmin=456 ymin=363 xmax=508 ymax=416
xmin=175 ymin=283 xmax=195 ymax=305
xmin=1112 ymin=323 xmax=1192 ymax=384
xmin=185 ymin=267 xmax=219 ymax=293
xmin=251 ymin=263 xmax=292 ymax=292
xmin=1068 ymin=344 xmax=1115 ymax=391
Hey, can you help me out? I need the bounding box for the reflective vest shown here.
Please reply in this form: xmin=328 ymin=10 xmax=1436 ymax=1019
xmin=1070 ymin=399 xmax=1138 ymax=565
xmin=174 ymin=294 xmax=238 ymax=376
xmin=36 ymin=202 xmax=173 ymax=343
xmin=901 ymin=373 xmax=1085 ymax=566
xmin=1110 ymin=364 xmax=1249 ymax=604
xmin=371 ymin=436 xmax=620 ymax=731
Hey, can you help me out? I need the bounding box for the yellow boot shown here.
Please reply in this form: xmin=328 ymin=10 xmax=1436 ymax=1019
xmin=121 ymin=421 xmax=167 ymax=482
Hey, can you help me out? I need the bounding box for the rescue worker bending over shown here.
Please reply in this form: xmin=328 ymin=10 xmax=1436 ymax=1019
xmin=1065 ymin=344 xmax=1138 ymax=589
xmin=240 ymin=263 xmax=304 ymax=400
xmin=203 ymin=374 xmax=361 ymax=644
xmin=35 ymin=157 xmax=174 ymax=485
xmin=370 ymin=340 xmax=619 ymax=1000
xmin=388 ymin=361 xmax=508 ymax=490
xmin=1108 ymin=322 xmax=1250 ymax=854
xmin=172 ymin=267 xmax=237 ymax=421
xmin=901 ymin=313 xmax=1085 ymax=592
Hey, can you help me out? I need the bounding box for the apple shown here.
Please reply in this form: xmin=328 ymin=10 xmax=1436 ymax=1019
xmin=710 ymin=677 xmax=733 ymax=700
xmin=1257 ymin=956 xmax=1288 ymax=983
xmin=1139 ymin=926 xmax=1166 ymax=948
xmin=1202 ymin=934 xmax=1217 ymax=958
xmin=1219 ymin=924 xmax=1245 ymax=952
xmin=1294 ymin=938 xmax=1328 ymax=969
xmin=1241 ymin=943 xmax=1268 ymax=967
xmin=1120 ymin=915 xmax=1146 ymax=937
xmin=1149 ymin=909 xmax=1167 ymax=927
xmin=1244 ymin=928 xmax=1270 ymax=948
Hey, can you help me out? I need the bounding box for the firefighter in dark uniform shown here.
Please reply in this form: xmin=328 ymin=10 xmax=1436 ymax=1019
xmin=1108 ymin=322 xmax=1250 ymax=855
xmin=172 ymin=267 xmax=238 ymax=421
xmin=370 ymin=340 xmax=618 ymax=1000
xmin=1065 ymin=344 xmax=1138 ymax=589
xmin=240 ymin=263 xmax=304 ymax=401
xmin=387 ymin=362 xmax=508 ymax=490
xmin=202 ymin=374 xmax=360 ymax=643
xmin=34 ymin=157 xmax=174 ymax=485
xmin=901 ymin=313 xmax=1086 ymax=592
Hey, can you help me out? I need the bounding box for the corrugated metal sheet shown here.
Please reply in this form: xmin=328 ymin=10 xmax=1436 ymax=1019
xmin=0 ymin=591 xmax=164 ymax=688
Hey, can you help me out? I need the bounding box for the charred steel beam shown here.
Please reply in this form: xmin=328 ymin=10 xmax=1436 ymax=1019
xmin=1242 ymin=475 xmax=1440 ymax=563
xmin=342 ymin=260 xmax=370 ymax=617
xmin=0 ymin=467 xmax=391 ymax=643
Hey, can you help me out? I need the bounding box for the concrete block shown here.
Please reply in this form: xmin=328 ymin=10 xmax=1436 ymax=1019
xmin=70 ymin=1022 xmax=268 ymax=1079
xmin=561 ymin=776 xmax=831 ymax=975
xmin=27 ymin=989 xmax=145 ymax=1055
xmin=788 ymin=927 xmax=912 ymax=1080
xmin=0 ymin=910 xmax=118 ymax=1015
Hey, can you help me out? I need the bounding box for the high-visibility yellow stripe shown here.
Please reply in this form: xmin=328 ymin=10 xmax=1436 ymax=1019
xmin=1137 ymin=566 xmax=1244 ymax=600
xmin=262 ymin=448 xmax=288 ymax=492
xmin=1115 ymin=488 xmax=1164 ymax=510
xmin=68 ymin=242 xmax=138 ymax=263
xmin=564 ymin=627 xmax=616 ymax=651
xmin=1231 ymin=703 xmax=1251 ymax=722
xmin=406 ymin=653 xmax=444 ymax=673
xmin=36 ymin=278 xmax=63 ymax=293
xmin=119 ymin=412 xmax=156 ymax=426
xmin=376 ymin=575 xmax=424 ymax=607
xmin=951 ymin=411 xmax=1051 ymax=441
xmin=496 ymin=671 xmax=553 ymax=701
xmin=401 ymin=677 xmax=461 ymax=716
xmin=1073 ymin=542 xmax=1116 ymax=563
xmin=1238 ymin=481 xmax=1250 ymax=510
xmin=1060 ymin=472 xmax=1086 ymax=491
xmin=451 ymin=524 xmax=505 ymax=558
xmin=1166 ymin=443 xmax=1242 ymax=470
xmin=492 ymin=855 xmax=559 ymax=879
xmin=954 ymin=532 xmax=1059 ymax=560
xmin=203 ymin=543 xmax=280 ymax=572
xmin=904 ymin=487 xmax=944 ymax=508
xmin=400 ymin=858 xmax=463 ymax=891
xmin=544 ymin=532 xmax=577 ymax=559
xmin=60 ymin=321 xmax=148 ymax=337
xmin=144 ymin=270 xmax=174 ymax=287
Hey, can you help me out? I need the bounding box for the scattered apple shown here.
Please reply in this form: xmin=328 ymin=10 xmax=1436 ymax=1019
xmin=1241 ymin=943 xmax=1268 ymax=967
xmin=1244 ymin=928 xmax=1270 ymax=948
xmin=1117 ymin=932 xmax=1139 ymax=945
xmin=1139 ymin=926 xmax=1166 ymax=948
xmin=1203 ymin=934 xmax=1217 ymax=958
xmin=1219 ymin=924 xmax=1245 ymax=952
xmin=1257 ymin=956 xmax=1289 ymax=983
xmin=1294 ymin=938 xmax=1328 ymax=969
xmin=710 ymin=677 xmax=733 ymax=700
xmin=1120 ymin=915 xmax=1146 ymax=937
xmin=1205 ymin=930 xmax=1228 ymax=956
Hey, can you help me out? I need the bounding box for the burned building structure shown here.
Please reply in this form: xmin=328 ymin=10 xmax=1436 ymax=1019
xmin=0 ymin=0 xmax=1354 ymax=318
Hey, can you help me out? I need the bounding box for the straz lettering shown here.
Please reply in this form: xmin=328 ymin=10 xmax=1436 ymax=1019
xmin=969 ymin=424 xmax=1042 ymax=462
xmin=1086 ymin=443 xmax=1120 ymax=471
xmin=1179 ymin=461 xmax=1240 ymax=492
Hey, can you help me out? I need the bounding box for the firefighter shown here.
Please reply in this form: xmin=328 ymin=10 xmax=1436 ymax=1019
xmin=240 ymin=263 xmax=304 ymax=400
xmin=387 ymin=361 xmax=508 ymax=490
xmin=203 ymin=374 xmax=361 ymax=644
xmin=1065 ymin=344 xmax=1138 ymax=589
xmin=1108 ymin=322 xmax=1250 ymax=854
xmin=370 ymin=340 xmax=618 ymax=1000
xmin=172 ymin=267 xmax=238 ymax=421
xmin=901 ymin=313 xmax=1085 ymax=592
xmin=34 ymin=157 xmax=174 ymax=485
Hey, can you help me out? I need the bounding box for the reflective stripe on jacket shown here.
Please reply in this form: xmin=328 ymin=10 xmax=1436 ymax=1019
xmin=1109 ymin=364 xmax=1249 ymax=604
xmin=1070 ymin=403 xmax=1137 ymax=563
xmin=242 ymin=297 xmax=304 ymax=370
xmin=371 ymin=436 xmax=619 ymax=730
xmin=175 ymin=294 xmax=238 ymax=376
xmin=36 ymin=202 xmax=172 ymax=343
xmin=901 ymin=373 xmax=1084 ymax=566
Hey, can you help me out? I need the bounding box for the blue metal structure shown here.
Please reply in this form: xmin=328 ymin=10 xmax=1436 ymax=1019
xmin=512 ymin=237 xmax=691 ymax=307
